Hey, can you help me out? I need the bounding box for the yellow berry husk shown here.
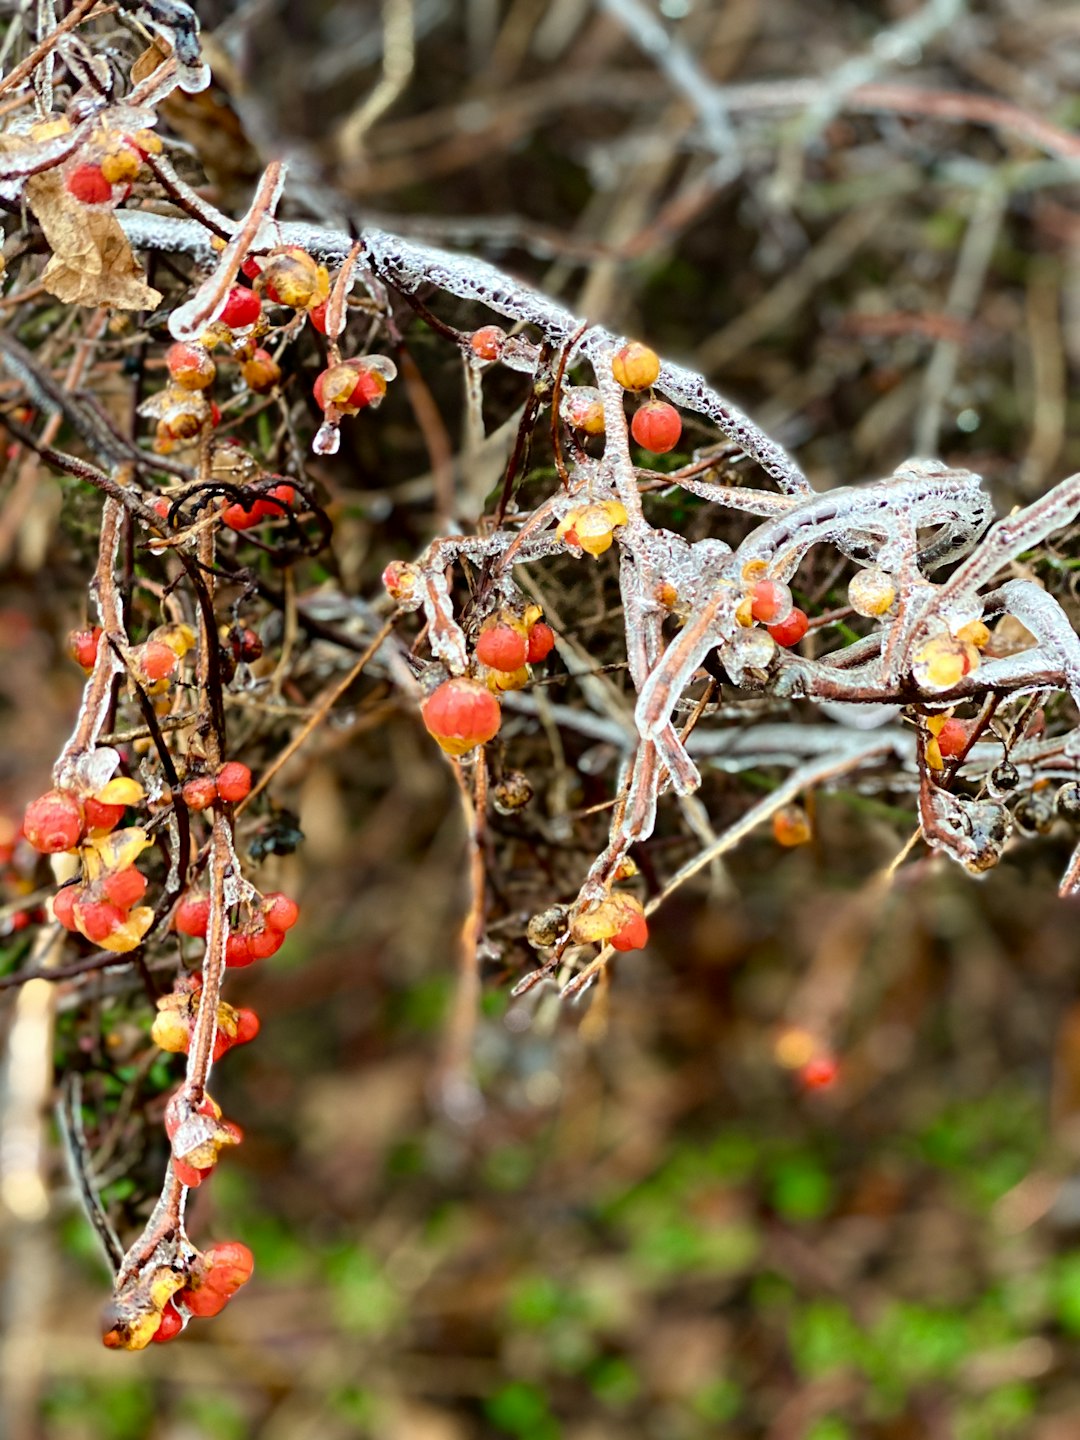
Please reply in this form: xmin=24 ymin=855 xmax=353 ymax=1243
xmin=912 ymin=634 xmax=979 ymax=693
xmin=611 ymin=341 xmax=660 ymax=391
xmin=925 ymin=738 xmax=944 ymax=772
xmin=100 ymin=148 xmax=140 ymax=185
xmin=955 ymin=618 xmax=990 ymax=649
xmin=571 ymin=892 xmax=645 ymax=945
xmin=488 ymin=665 xmax=530 ymax=693
xmin=735 ymin=596 xmax=755 ymax=628
xmin=848 ymin=567 xmax=896 ymax=618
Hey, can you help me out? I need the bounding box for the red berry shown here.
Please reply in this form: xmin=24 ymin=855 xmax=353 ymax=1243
xmin=630 ymin=400 xmax=682 ymax=454
xmin=24 ymin=790 xmax=84 ymax=853
xmin=308 ymin=299 xmax=329 ymax=334
xmin=53 ymin=885 xmax=80 ymax=931
xmin=610 ymin=910 xmax=649 ymax=952
xmin=165 ymin=342 xmax=215 ymax=391
xmin=174 ymin=1159 xmax=211 ymax=1188
xmin=247 ymin=923 xmax=284 ymax=959
xmin=216 ymin=762 xmax=252 ymax=803
xmin=476 ymin=624 xmax=527 ymax=672
xmin=140 ymin=641 xmax=178 ymax=682
xmin=102 ymin=867 xmax=147 ymax=909
xmin=83 ymin=797 xmax=125 ymax=833
xmin=200 ymin=1240 xmax=254 ymax=1296
xmin=151 ymin=1301 xmax=184 ymax=1343
xmin=799 ymin=1055 xmax=840 ymax=1091
xmin=768 ymin=607 xmax=809 ymax=647
xmin=470 ymin=326 xmax=506 ymax=361
xmin=749 ymin=580 xmax=793 ymax=625
xmin=421 ymin=678 xmax=502 ymax=757
xmin=526 ymin=622 xmax=556 ymax=664
xmin=225 ymin=932 xmax=254 ymax=967
xmin=182 ymin=776 xmax=218 ymax=812
xmin=73 ymin=898 xmax=126 ymax=943
xmin=219 ymin=285 xmax=262 ymax=329
xmin=65 ymin=163 xmax=112 ymax=205
xmin=221 ymin=500 xmax=261 ymax=531
xmin=230 ymin=628 xmax=263 ymax=663
xmin=936 ymin=718 xmax=969 ymax=759
xmin=263 ymin=892 xmax=299 ymax=932
xmin=67 ymin=626 xmax=102 ymax=670
xmin=241 ymin=256 xmax=263 ymax=280
xmin=233 ymin=1008 xmax=260 ymax=1046
xmin=174 ymin=891 xmax=210 ymax=937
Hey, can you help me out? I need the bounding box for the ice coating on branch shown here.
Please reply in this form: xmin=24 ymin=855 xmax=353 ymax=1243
xmin=124 ymin=0 xmax=210 ymax=94
xmin=922 ymin=788 xmax=1011 ymax=874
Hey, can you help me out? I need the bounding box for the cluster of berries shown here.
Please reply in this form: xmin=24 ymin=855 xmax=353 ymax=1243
xmin=61 ymin=123 xmax=163 ymax=207
xmin=152 ymin=973 xmax=260 ymax=1062
xmin=101 ymin=1240 xmax=256 ymax=1350
xmin=180 ymin=761 xmax=253 ymax=811
xmin=172 ymin=884 xmax=298 ymax=966
xmin=419 ymin=609 xmax=557 ymax=757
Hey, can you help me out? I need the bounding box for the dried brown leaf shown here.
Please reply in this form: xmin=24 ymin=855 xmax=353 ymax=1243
xmin=26 ymin=171 xmax=162 ymax=311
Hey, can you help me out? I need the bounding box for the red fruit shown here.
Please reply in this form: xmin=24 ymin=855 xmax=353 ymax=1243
xmin=526 ymin=622 xmax=556 ymax=663
xmin=151 ymin=1301 xmax=184 ymax=1343
xmin=102 ymin=867 xmax=147 ymax=909
xmin=225 ymin=932 xmax=254 ymax=967
xmin=24 ymin=790 xmax=83 ymax=853
xmin=200 ymin=1240 xmax=254 ymax=1297
xmin=936 ymin=718 xmax=969 ymax=759
xmin=263 ymin=892 xmax=299 ymax=932
xmin=140 ymin=641 xmax=178 ymax=681
xmin=799 ymin=1055 xmax=840 ymax=1091
xmin=768 ymin=607 xmax=809 ymax=647
xmin=65 ymin=163 xmax=112 ymax=205
xmin=83 ymin=797 xmax=125 ymax=833
xmin=308 ymin=299 xmax=329 ymax=334
xmin=216 ymin=762 xmax=252 ymax=803
xmin=234 ymin=1008 xmax=260 ymax=1046
xmin=53 ymin=885 xmax=80 ymax=931
xmin=174 ymin=891 xmax=210 ymax=938
xmin=476 ymin=624 xmax=527 ymax=672
xmin=421 ymin=678 xmax=502 ymax=757
xmin=230 ymin=628 xmax=263 ymax=663
xmin=219 ymin=285 xmax=262 ymax=329
xmin=470 ymin=326 xmax=506 ymax=362
xmin=182 ymin=776 xmax=217 ymax=812
xmin=67 ymin=626 xmax=102 ymax=670
xmin=178 ymin=1282 xmax=228 ymax=1317
xmin=610 ymin=910 xmax=649 ymax=952
xmin=749 ymin=580 xmax=793 ymax=625
xmin=241 ymin=256 xmax=263 ymax=280
xmin=261 ymin=482 xmax=295 ymax=513
xmin=221 ymin=500 xmax=261 ymax=531
xmin=630 ymin=400 xmax=682 ymax=454
xmin=73 ymin=898 xmax=126 ymax=943
xmin=165 ymin=342 xmax=215 ymax=391
xmin=174 ymin=1159 xmax=211 ymax=1188
xmin=246 ymin=923 xmax=284 ymax=959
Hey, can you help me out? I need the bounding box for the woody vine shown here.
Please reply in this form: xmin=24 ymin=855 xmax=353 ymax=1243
xmin=4 ymin=0 xmax=1080 ymax=1352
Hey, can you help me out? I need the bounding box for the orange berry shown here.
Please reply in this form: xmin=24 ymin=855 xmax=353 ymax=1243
xmin=768 ymin=608 xmax=809 ymax=647
xmin=476 ymin=623 xmax=528 ymax=672
xmin=421 ymin=678 xmax=502 ymax=757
